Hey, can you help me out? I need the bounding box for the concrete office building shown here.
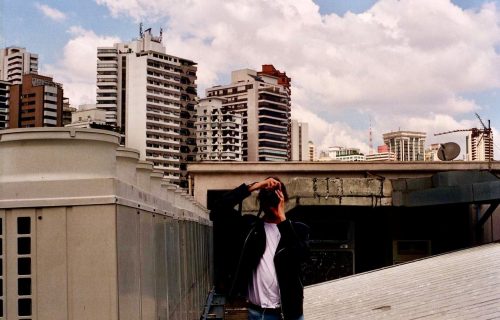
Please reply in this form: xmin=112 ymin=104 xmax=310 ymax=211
xmin=66 ymin=106 xmax=108 ymax=129
xmin=365 ymin=152 xmax=397 ymax=161
xmin=206 ymin=66 xmax=291 ymax=161
xmin=0 ymin=47 xmax=39 ymax=84
xmin=0 ymin=80 xmax=9 ymax=129
xmin=328 ymin=146 xmax=366 ymax=162
xmin=195 ymin=97 xmax=243 ymax=161
xmin=425 ymin=143 xmax=441 ymax=161
xmin=291 ymin=120 xmax=309 ymax=161
xmin=97 ymin=27 xmax=197 ymax=185
xmin=8 ymin=73 xmax=63 ymax=128
xmin=383 ymin=131 xmax=426 ymax=161
xmin=467 ymin=130 xmax=494 ymax=161
xmin=365 ymin=145 xmax=397 ymax=162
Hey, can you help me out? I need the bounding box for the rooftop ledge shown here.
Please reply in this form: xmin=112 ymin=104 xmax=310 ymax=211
xmin=0 ymin=128 xmax=208 ymax=222
xmin=0 ymin=127 xmax=121 ymax=144
xmin=188 ymin=161 xmax=500 ymax=173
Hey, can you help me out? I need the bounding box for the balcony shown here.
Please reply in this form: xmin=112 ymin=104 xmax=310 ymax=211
xmin=258 ymin=96 xmax=289 ymax=107
xmin=97 ymin=51 xmax=118 ymax=58
xmin=98 ymin=74 xmax=118 ymax=81
xmin=96 ymin=88 xmax=117 ymax=94
xmin=97 ymin=96 xmax=117 ymax=102
xmin=97 ymin=78 xmax=118 ymax=84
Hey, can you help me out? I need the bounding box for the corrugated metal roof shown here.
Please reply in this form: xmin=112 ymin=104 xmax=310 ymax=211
xmin=304 ymin=243 xmax=500 ymax=319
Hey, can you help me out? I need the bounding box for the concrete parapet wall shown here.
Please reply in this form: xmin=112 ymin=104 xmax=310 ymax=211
xmin=189 ymin=162 xmax=500 ymax=210
xmin=0 ymin=128 xmax=209 ymax=222
xmin=0 ymin=128 xmax=211 ymax=320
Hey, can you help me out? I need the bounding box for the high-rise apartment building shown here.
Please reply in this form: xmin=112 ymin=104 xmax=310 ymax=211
xmin=97 ymin=27 xmax=197 ymax=185
xmin=383 ymin=131 xmax=426 ymax=161
xmin=308 ymin=141 xmax=316 ymax=161
xmin=195 ymin=97 xmax=243 ymax=161
xmin=291 ymin=120 xmax=309 ymax=161
xmin=0 ymin=80 xmax=9 ymax=129
xmin=466 ymin=129 xmax=493 ymax=161
xmin=9 ymin=73 xmax=63 ymax=128
xmin=205 ymin=66 xmax=291 ymax=161
xmin=0 ymin=47 xmax=38 ymax=84
xmin=62 ymin=98 xmax=76 ymax=126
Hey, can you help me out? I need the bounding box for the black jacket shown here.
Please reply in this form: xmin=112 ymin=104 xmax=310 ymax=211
xmin=210 ymin=183 xmax=309 ymax=319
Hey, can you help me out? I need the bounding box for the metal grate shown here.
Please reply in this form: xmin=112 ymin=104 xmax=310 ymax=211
xmin=16 ymin=217 xmax=32 ymax=318
xmin=0 ymin=215 xmax=4 ymax=317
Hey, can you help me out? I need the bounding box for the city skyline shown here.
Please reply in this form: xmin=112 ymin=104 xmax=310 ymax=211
xmin=2 ymin=0 xmax=500 ymax=158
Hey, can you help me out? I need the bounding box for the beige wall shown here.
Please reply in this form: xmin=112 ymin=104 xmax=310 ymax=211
xmin=0 ymin=128 xmax=211 ymax=320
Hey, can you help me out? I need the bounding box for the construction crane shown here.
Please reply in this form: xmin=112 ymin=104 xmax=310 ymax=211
xmin=434 ymin=128 xmax=480 ymax=137
xmin=434 ymin=113 xmax=493 ymax=162
xmin=475 ymin=112 xmax=490 ymax=132
xmin=474 ymin=113 xmax=493 ymax=162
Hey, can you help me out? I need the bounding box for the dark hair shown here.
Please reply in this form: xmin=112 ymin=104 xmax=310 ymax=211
xmin=257 ymin=177 xmax=289 ymax=210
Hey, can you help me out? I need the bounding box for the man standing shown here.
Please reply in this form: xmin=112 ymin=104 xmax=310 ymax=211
xmin=210 ymin=178 xmax=309 ymax=320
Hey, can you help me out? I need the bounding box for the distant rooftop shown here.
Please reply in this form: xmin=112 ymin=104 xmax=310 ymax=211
xmin=304 ymin=242 xmax=500 ymax=319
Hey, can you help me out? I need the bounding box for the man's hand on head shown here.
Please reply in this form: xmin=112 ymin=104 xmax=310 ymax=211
xmin=275 ymin=189 xmax=286 ymax=222
xmin=248 ymin=178 xmax=280 ymax=192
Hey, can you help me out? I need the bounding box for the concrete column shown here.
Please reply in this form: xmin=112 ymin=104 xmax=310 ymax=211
xmin=116 ymin=147 xmax=140 ymax=185
xmin=136 ymin=161 xmax=153 ymax=192
xmin=150 ymin=170 xmax=163 ymax=198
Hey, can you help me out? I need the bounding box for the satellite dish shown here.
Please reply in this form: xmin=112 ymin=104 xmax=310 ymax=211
xmin=437 ymin=142 xmax=461 ymax=161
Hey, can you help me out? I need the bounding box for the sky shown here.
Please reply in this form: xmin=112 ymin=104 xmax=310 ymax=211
xmin=1 ymin=0 xmax=500 ymax=158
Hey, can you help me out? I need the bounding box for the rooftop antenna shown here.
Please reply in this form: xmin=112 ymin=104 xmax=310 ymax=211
xmin=159 ymin=28 xmax=163 ymax=43
xmin=139 ymin=22 xmax=144 ymax=38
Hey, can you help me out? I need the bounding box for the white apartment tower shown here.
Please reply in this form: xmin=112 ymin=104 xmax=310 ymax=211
xmin=195 ymin=97 xmax=243 ymax=161
xmin=97 ymin=27 xmax=197 ymax=186
xmin=205 ymin=66 xmax=291 ymax=161
xmin=466 ymin=129 xmax=493 ymax=161
xmin=383 ymin=131 xmax=426 ymax=161
xmin=308 ymin=141 xmax=316 ymax=161
xmin=291 ymin=120 xmax=309 ymax=161
xmin=0 ymin=47 xmax=38 ymax=84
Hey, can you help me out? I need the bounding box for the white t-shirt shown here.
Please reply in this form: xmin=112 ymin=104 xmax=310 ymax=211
xmin=247 ymin=222 xmax=281 ymax=308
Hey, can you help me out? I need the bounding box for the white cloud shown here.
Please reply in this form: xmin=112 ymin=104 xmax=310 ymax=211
xmin=35 ymin=3 xmax=67 ymax=22
xmin=42 ymin=26 xmax=120 ymax=106
xmin=93 ymin=0 xmax=500 ymax=157
xmin=292 ymin=104 xmax=369 ymax=154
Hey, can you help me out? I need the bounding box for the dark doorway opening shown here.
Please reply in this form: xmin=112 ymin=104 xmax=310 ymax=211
xmin=288 ymin=204 xmax=471 ymax=285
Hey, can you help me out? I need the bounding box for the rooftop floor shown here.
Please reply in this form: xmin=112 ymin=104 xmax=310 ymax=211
xmin=304 ymin=242 xmax=500 ymax=319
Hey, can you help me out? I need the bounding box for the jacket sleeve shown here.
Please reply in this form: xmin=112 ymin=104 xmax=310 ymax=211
xmin=276 ymin=219 xmax=310 ymax=261
xmin=209 ymin=183 xmax=252 ymax=221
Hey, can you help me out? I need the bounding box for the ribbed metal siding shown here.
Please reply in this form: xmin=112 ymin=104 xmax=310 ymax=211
xmin=117 ymin=207 xmax=212 ymax=320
